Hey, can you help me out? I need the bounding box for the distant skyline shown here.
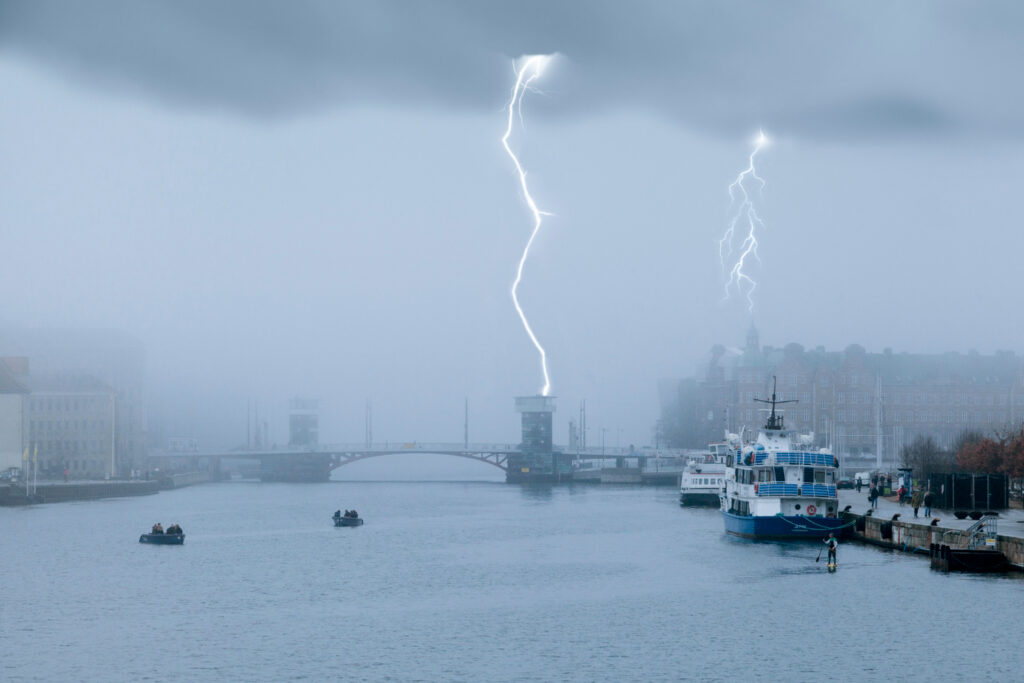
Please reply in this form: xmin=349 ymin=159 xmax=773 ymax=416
xmin=4 ymin=2 xmax=1024 ymax=454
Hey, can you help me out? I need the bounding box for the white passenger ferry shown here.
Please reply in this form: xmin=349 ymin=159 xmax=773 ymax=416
xmin=721 ymin=380 xmax=844 ymax=539
xmin=678 ymin=443 xmax=728 ymax=506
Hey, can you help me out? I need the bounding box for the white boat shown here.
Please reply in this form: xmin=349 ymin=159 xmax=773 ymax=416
xmin=678 ymin=444 xmax=727 ymax=506
xmin=721 ymin=378 xmax=844 ymax=539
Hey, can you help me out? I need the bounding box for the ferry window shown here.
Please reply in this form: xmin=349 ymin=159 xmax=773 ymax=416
xmin=815 ymin=470 xmax=826 ymax=483
xmin=803 ymin=467 xmax=814 ymax=483
xmin=774 ymin=467 xmax=784 ymax=482
xmin=758 ymin=469 xmax=772 ymax=482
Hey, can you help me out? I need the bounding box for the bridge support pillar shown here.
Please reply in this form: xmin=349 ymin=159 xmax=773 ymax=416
xmin=260 ymin=453 xmax=331 ymax=482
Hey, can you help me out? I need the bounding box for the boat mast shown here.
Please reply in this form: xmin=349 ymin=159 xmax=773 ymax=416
xmin=753 ymin=376 xmax=798 ymax=430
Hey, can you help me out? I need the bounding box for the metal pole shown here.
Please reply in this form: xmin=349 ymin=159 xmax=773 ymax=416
xmin=110 ymin=393 xmax=116 ymax=478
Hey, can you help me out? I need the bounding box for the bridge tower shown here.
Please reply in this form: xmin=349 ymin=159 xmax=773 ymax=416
xmin=509 ymin=396 xmax=569 ymax=482
xmin=289 ymin=398 xmax=319 ymax=447
xmin=260 ymin=398 xmax=329 ymax=482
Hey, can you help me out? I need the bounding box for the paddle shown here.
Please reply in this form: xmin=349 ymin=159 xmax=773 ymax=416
xmin=816 ymin=545 xmax=823 ymax=563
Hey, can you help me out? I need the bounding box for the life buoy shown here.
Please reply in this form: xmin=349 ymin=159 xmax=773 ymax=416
xmin=806 ymin=504 xmax=817 ymax=515
xmin=754 ymin=483 xmax=759 ymax=494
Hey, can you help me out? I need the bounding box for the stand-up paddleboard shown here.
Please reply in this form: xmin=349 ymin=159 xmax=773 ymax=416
xmin=827 ymin=561 xmax=837 ymax=571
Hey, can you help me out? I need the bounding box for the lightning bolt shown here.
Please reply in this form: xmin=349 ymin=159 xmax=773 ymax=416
xmin=720 ymin=130 xmax=769 ymax=312
xmin=502 ymin=55 xmax=553 ymax=396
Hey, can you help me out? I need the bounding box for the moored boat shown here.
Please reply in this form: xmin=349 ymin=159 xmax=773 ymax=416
xmin=721 ymin=378 xmax=844 ymax=539
xmin=679 ymin=446 xmax=727 ymax=506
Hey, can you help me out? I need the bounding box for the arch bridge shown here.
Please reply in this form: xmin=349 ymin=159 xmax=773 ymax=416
xmin=322 ymin=442 xmax=517 ymax=472
xmin=165 ymin=442 xmax=667 ymax=483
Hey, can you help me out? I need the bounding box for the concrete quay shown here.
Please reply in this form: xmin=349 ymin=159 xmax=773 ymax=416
xmin=838 ymin=488 xmax=1024 ymax=571
xmin=0 ymin=480 xmax=160 ymax=506
xmin=0 ymin=471 xmax=216 ymax=506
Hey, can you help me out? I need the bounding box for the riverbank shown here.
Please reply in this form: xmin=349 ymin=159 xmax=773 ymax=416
xmin=0 ymin=480 xmax=160 ymax=506
xmin=837 ymin=489 xmax=1024 ymax=571
xmin=0 ymin=470 xmax=217 ymax=506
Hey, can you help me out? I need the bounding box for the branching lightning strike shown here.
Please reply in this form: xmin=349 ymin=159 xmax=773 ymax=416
xmin=720 ymin=130 xmax=769 ymax=312
xmin=502 ymin=55 xmax=552 ymax=396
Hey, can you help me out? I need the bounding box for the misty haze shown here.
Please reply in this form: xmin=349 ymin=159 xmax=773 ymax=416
xmin=4 ymin=2 xmax=1024 ymax=681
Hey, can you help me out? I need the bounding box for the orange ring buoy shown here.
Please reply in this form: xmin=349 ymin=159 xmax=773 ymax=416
xmin=806 ymin=504 xmax=817 ymax=515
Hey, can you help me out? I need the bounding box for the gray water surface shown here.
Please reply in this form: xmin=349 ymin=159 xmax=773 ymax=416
xmin=3 ymin=481 xmax=1021 ymax=681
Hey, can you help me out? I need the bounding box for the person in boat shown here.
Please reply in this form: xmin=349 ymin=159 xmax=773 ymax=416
xmin=823 ymin=532 xmax=838 ymax=565
xmin=167 ymin=524 xmax=182 ymax=535
xmin=349 ymin=510 xmax=358 ymax=518
xmin=333 ymin=510 xmax=342 ymax=521
xmin=151 ymin=522 xmax=164 ymax=534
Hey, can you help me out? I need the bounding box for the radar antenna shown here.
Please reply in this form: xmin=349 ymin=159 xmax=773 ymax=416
xmin=753 ymin=376 xmax=798 ymax=430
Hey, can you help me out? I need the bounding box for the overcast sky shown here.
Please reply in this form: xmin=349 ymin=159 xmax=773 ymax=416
xmin=3 ymin=1 xmax=1024 ymax=458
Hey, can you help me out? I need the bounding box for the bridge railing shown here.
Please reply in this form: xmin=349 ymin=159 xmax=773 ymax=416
xmin=182 ymin=443 xmax=696 ymax=458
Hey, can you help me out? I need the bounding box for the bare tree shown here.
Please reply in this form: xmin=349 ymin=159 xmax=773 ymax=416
xmin=900 ymin=435 xmax=956 ymax=479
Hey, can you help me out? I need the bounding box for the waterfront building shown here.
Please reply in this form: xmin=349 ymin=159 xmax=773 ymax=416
xmin=0 ymin=329 xmax=147 ymax=476
xmin=661 ymin=326 xmax=1024 ymax=468
xmin=22 ymin=371 xmax=116 ymax=479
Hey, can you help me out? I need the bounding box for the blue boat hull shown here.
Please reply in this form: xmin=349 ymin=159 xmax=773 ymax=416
xmin=722 ymin=511 xmax=844 ymax=539
xmin=333 ymin=517 xmax=364 ymax=527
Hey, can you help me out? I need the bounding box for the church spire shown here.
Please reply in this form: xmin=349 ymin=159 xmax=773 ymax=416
xmin=745 ymin=323 xmax=760 ymax=354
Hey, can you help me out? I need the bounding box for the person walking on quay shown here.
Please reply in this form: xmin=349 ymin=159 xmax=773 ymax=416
xmin=924 ymin=489 xmax=934 ymax=518
xmin=897 ymin=484 xmax=906 ymax=507
xmin=856 ymin=477 xmax=863 ymax=493
xmin=911 ymin=489 xmax=923 ymax=518
xmin=868 ymin=484 xmax=878 ymax=509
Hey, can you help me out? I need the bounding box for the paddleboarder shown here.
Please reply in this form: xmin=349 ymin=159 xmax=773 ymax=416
xmin=823 ymin=532 xmax=838 ymax=567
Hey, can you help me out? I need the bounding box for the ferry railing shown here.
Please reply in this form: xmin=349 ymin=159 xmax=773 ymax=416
xmin=801 ymin=483 xmax=837 ymax=498
xmin=755 ymin=483 xmax=798 ymax=496
xmin=752 ymin=452 xmax=836 ymax=467
xmin=754 ymin=483 xmax=837 ymax=497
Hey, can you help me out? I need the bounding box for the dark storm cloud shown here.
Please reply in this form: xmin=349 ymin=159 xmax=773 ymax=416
xmin=2 ymin=0 xmax=1023 ymax=137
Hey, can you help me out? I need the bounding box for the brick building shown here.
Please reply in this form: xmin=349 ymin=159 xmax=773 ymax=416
xmin=661 ymin=327 xmax=1024 ymax=468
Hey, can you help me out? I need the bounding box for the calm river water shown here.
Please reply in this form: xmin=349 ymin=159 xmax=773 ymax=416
xmin=3 ymin=478 xmax=1023 ymax=681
